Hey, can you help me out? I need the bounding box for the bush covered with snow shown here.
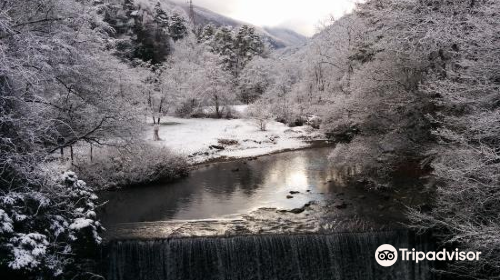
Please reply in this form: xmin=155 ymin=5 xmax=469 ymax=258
xmin=247 ymin=101 xmax=275 ymax=131
xmin=75 ymin=144 xmax=188 ymax=190
xmin=329 ymin=137 xmax=396 ymax=187
xmin=0 ymin=171 xmax=103 ymax=279
xmin=324 ymin=118 xmax=360 ymax=144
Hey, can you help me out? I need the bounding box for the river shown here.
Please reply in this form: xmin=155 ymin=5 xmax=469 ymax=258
xmin=100 ymin=146 xmax=429 ymax=230
xmin=99 ymin=146 xmax=434 ymax=280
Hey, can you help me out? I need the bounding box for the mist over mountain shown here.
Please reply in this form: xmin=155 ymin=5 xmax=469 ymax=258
xmin=263 ymin=27 xmax=309 ymax=47
xmin=168 ymin=0 xmax=308 ymax=48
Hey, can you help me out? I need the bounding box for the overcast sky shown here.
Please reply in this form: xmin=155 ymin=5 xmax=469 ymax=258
xmin=179 ymin=0 xmax=360 ymax=36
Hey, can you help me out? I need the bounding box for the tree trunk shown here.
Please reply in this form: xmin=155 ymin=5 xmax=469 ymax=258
xmin=215 ymin=95 xmax=220 ymax=118
xmin=153 ymin=125 xmax=160 ymax=141
xmin=149 ymin=91 xmax=156 ymax=124
xmin=157 ymin=98 xmax=164 ymax=125
xmin=70 ymin=145 xmax=74 ymax=165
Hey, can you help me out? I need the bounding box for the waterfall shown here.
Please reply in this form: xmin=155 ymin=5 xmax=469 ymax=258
xmin=105 ymin=231 xmax=433 ymax=280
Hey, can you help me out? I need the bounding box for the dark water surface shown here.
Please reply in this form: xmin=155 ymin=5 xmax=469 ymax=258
xmin=100 ymin=147 xmax=424 ymax=227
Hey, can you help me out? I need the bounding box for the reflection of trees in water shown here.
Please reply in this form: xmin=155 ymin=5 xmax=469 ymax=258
xmin=327 ymin=165 xmax=362 ymax=187
xmin=196 ymin=162 xmax=265 ymax=197
xmin=102 ymin=147 xmax=340 ymax=224
xmin=238 ymin=165 xmax=264 ymax=196
xmin=100 ymin=176 xmax=201 ymax=223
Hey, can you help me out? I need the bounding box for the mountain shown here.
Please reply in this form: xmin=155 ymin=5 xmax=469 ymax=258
xmin=167 ymin=1 xmax=308 ymax=48
xmin=263 ymin=27 xmax=309 ymax=47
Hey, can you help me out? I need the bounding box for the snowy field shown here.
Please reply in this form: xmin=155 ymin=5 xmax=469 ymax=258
xmin=147 ymin=117 xmax=323 ymax=163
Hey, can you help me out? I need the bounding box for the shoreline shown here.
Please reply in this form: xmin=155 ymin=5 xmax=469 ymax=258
xmin=98 ymin=139 xmax=334 ymax=192
xmin=189 ymin=139 xmax=334 ymax=169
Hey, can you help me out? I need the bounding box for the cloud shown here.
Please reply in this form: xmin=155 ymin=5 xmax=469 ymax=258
xmin=174 ymin=0 xmax=360 ymax=36
xmin=189 ymin=0 xmax=234 ymax=15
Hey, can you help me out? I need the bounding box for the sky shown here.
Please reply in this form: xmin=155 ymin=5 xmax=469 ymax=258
xmin=179 ymin=0 xmax=360 ymax=37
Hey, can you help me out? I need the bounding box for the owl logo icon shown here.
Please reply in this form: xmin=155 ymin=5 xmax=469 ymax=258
xmin=375 ymin=244 xmax=398 ymax=267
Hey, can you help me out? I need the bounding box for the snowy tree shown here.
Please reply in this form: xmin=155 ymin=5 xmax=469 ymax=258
xmin=159 ymin=34 xmax=210 ymax=118
xmin=198 ymin=23 xmax=216 ymax=44
xmin=310 ymin=14 xmax=365 ymax=95
xmin=0 ymin=171 xmax=102 ymax=279
xmin=169 ymin=12 xmax=188 ymax=41
xmin=0 ymin=0 xmax=144 ymax=277
xmin=370 ymin=0 xmax=500 ymax=278
xmin=211 ymin=26 xmax=237 ymax=73
xmin=237 ymin=57 xmax=274 ymax=104
xmin=259 ymin=56 xmax=304 ymax=125
xmin=306 ymin=0 xmax=433 ymax=185
xmin=196 ymin=53 xmax=234 ymax=118
xmin=247 ymin=100 xmax=274 ymax=131
xmin=142 ymin=57 xmax=190 ymax=138
xmin=154 ymin=2 xmax=169 ymax=29
xmin=103 ymin=0 xmax=173 ymax=64
xmin=311 ymin=0 xmax=500 ymax=277
xmin=233 ymin=25 xmax=265 ymax=77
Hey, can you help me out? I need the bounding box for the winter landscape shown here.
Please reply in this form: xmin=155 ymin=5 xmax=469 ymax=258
xmin=1 ymin=0 xmax=500 ymax=279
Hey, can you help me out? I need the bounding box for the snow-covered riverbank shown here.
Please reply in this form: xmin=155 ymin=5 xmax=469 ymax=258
xmin=147 ymin=117 xmax=324 ymax=163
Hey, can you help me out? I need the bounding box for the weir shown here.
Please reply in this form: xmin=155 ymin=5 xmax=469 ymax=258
xmin=104 ymin=230 xmax=434 ymax=280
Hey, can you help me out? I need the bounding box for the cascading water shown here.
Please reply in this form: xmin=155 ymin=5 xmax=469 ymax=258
xmin=104 ymin=231 xmax=434 ymax=280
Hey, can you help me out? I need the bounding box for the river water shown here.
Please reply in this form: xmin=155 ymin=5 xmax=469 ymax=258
xmin=99 ymin=147 xmax=435 ymax=280
xmin=100 ymin=146 xmax=427 ymax=228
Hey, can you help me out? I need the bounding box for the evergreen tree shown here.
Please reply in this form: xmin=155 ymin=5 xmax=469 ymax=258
xmin=233 ymin=25 xmax=265 ymax=76
xmin=211 ymin=26 xmax=237 ymax=73
xmin=198 ymin=23 xmax=216 ymax=44
xmin=169 ymin=13 xmax=188 ymax=41
xmin=102 ymin=0 xmax=172 ymax=64
xmin=154 ymin=2 xmax=169 ymax=30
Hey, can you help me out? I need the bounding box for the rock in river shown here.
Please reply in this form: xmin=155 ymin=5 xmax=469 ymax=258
xmin=334 ymin=202 xmax=348 ymax=209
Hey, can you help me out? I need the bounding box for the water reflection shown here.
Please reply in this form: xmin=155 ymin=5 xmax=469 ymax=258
xmin=329 ymin=165 xmax=363 ymax=187
xmin=100 ymin=147 xmax=338 ymax=226
xmin=99 ymin=147 xmax=424 ymax=227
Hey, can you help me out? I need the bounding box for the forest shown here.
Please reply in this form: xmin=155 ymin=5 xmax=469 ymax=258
xmin=1 ymin=0 xmax=500 ymax=279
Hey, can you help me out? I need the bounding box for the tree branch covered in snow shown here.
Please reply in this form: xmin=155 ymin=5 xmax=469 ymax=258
xmin=0 ymin=0 xmax=138 ymax=278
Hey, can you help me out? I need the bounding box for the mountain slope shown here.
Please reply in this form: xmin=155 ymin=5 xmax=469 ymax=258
xmin=263 ymin=27 xmax=309 ymax=47
xmin=167 ymin=1 xmax=308 ymax=48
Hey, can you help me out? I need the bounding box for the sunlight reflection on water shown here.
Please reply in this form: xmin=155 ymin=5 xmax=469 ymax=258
xmin=100 ymin=147 xmax=339 ymax=225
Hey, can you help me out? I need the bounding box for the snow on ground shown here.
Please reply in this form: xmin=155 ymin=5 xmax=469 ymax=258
xmin=230 ymin=105 xmax=249 ymax=114
xmin=147 ymin=117 xmax=323 ymax=163
xmin=50 ymin=105 xmax=323 ymax=166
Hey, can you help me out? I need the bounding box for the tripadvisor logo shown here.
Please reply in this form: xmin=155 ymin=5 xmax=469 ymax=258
xmin=375 ymin=244 xmax=398 ymax=267
xmin=375 ymin=244 xmax=482 ymax=267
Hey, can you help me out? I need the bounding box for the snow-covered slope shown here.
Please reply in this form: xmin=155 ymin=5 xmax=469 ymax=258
xmin=263 ymin=27 xmax=309 ymax=47
xmin=166 ymin=0 xmax=308 ymax=48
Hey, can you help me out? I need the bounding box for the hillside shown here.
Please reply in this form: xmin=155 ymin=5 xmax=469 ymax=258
xmin=168 ymin=1 xmax=308 ymax=48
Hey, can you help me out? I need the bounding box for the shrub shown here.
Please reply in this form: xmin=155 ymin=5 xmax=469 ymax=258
xmin=307 ymin=116 xmax=322 ymax=129
xmin=175 ymin=99 xmax=202 ymax=118
xmin=74 ymin=144 xmax=188 ymax=190
xmin=247 ymin=101 xmax=274 ymax=131
xmin=0 ymin=171 xmax=103 ymax=279
xmin=325 ymin=121 xmax=360 ymax=143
